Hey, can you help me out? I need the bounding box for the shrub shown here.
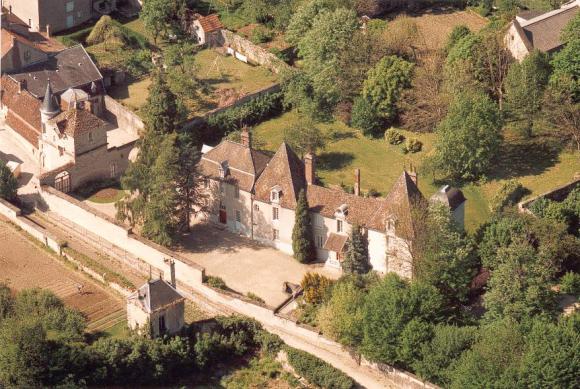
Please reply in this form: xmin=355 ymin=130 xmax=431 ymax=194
xmin=560 ymin=272 xmax=580 ymax=296
xmin=205 ymin=275 xmax=228 ymax=290
xmin=0 ymin=159 xmax=18 ymax=201
xmin=403 ymin=138 xmax=422 ymax=153
xmin=246 ymin=292 xmax=266 ymax=305
xmin=301 ymin=273 xmax=334 ymax=305
xmin=251 ymin=27 xmax=274 ymax=44
xmin=490 ymin=180 xmax=527 ymax=213
xmin=256 ymin=330 xmax=283 ymax=355
xmin=385 ymin=128 xmax=405 ymax=145
xmin=285 ymin=347 xmax=354 ymax=389
xmin=269 ymin=47 xmax=290 ymax=63
xmin=367 ymin=188 xmax=381 ymax=198
xmin=350 ymin=96 xmax=383 ymax=137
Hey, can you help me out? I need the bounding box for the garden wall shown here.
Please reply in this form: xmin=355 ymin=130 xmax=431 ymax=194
xmin=104 ymin=95 xmax=144 ymax=137
xmin=38 ymin=186 xmax=205 ymax=285
xmin=219 ymin=30 xmax=291 ymax=74
xmin=518 ymin=176 xmax=580 ymax=213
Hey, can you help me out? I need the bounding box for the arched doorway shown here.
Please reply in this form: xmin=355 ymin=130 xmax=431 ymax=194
xmin=54 ymin=171 xmax=71 ymax=193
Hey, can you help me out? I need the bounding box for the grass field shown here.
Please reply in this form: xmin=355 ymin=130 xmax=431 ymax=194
xmin=253 ymin=112 xmax=580 ymax=231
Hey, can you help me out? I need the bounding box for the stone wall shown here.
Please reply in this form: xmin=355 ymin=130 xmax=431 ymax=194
xmin=104 ymin=95 xmax=144 ymax=137
xmin=219 ymin=30 xmax=291 ymax=74
xmin=518 ymin=176 xmax=580 ymax=213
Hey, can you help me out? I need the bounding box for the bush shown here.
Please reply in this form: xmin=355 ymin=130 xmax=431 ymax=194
xmin=269 ymin=47 xmax=290 ymax=63
xmin=246 ymin=292 xmax=266 ymax=305
xmin=367 ymin=188 xmax=381 ymax=198
xmin=350 ymin=96 xmax=383 ymax=137
xmin=251 ymin=27 xmax=273 ymax=44
xmin=490 ymin=180 xmax=527 ymax=213
xmin=285 ymin=347 xmax=354 ymax=389
xmin=301 ymin=273 xmax=334 ymax=305
xmin=256 ymin=330 xmax=284 ymax=355
xmin=385 ymin=128 xmax=405 ymax=145
xmin=560 ymin=272 xmax=580 ymax=296
xmin=403 ymin=138 xmax=422 ymax=153
xmin=205 ymin=275 xmax=228 ymax=290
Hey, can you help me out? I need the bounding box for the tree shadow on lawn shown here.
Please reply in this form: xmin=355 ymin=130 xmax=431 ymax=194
xmin=489 ymin=138 xmax=564 ymax=181
xmin=317 ymin=152 xmax=355 ymax=171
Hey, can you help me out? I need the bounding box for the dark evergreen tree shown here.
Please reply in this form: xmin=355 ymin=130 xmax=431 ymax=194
xmin=292 ymin=189 xmax=314 ymax=263
xmin=342 ymin=224 xmax=371 ymax=275
xmin=0 ymin=160 xmax=17 ymax=202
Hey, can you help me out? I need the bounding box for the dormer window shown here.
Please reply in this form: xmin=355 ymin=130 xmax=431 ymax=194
xmin=270 ymin=185 xmax=282 ymax=203
xmin=387 ymin=218 xmax=396 ymax=232
xmin=335 ymin=203 xmax=348 ymax=219
xmin=337 ymin=219 xmax=343 ymax=233
xmin=219 ymin=161 xmax=229 ymax=178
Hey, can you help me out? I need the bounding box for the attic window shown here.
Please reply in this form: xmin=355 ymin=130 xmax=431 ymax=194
xmin=219 ymin=161 xmax=229 ymax=178
xmin=335 ymin=203 xmax=348 ymax=218
xmin=270 ymin=185 xmax=282 ymax=203
xmin=387 ymin=218 xmax=395 ymax=231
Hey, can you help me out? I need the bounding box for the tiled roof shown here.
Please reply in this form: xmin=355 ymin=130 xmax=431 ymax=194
xmin=521 ymin=5 xmax=579 ymax=52
xmin=1 ymin=27 xmax=63 ymax=58
xmin=197 ymin=14 xmax=223 ymax=33
xmin=1 ymin=75 xmax=42 ymax=144
xmin=10 ymin=45 xmax=103 ymax=98
xmin=128 ymin=279 xmax=184 ymax=314
xmin=254 ymin=143 xmax=306 ymax=209
xmin=49 ymin=108 xmax=109 ymax=138
xmin=200 ymin=140 xmax=270 ymax=192
xmin=324 ymin=233 xmax=348 ymax=253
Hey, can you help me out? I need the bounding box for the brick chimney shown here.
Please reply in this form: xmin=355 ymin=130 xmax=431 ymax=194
xmin=241 ymin=126 xmax=251 ymax=148
xmin=354 ymin=168 xmax=361 ymax=196
xmin=304 ymin=153 xmax=315 ymax=185
xmin=46 ymin=24 xmax=51 ymax=38
xmin=17 ymin=79 xmax=26 ymax=93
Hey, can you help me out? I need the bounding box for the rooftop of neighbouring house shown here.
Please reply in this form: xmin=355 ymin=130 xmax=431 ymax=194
xmin=9 ymin=45 xmax=104 ymax=98
xmin=127 ymin=279 xmax=184 ymax=314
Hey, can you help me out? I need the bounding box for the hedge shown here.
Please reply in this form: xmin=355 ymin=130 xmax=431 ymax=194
xmin=285 ymin=347 xmax=354 ymax=389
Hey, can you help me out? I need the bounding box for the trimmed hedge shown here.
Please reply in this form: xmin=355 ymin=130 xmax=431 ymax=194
xmin=285 ymin=347 xmax=354 ymax=389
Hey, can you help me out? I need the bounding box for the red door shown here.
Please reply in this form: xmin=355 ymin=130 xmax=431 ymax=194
xmin=219 ymin=210 xmax=227 ymax=224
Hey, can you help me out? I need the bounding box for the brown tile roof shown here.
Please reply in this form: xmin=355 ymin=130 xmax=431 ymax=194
xmin=254 ymin=143 xmax=306 ymax=209
xmin=48 ymin=108 xmax=109 ymax=138
xmin=197 ymin=14 xmax=223 ymax=33
xmin=200 ymin=140 xmax=270 ymax=192
xmin=522 ymin=6 xmax=579 ymax=52
xmin=11 ymin=45 xmax=103 ymax=98
xmin=1 ymin=27 xmax=63 ymax=58
xmin=517 ymin=10 xmax=545 ymax=20
xmin=324 ymin=233 xmax=348 ymax=253
xmin=1 ymin=75 xmax=42 ymax=145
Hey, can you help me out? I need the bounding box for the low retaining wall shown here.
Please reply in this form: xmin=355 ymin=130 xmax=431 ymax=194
xmin=104 ymin=95 xmax=144 ymax=137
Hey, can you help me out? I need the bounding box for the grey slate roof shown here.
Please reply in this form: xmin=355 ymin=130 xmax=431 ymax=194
xmin=10 ymin=45 xmax=103 ymax=98
xmin=128 ymin=279 xmax=184 ymax=314
xmin=430 ymin=185 xmax=466 ymax=211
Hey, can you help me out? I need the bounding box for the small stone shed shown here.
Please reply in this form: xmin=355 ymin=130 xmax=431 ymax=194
xmin=127 ymin=278 xmax=185 ymax=337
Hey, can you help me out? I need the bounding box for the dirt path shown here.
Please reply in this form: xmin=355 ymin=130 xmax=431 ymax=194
xmin=0 ymin=218 xmax=125 ymax=332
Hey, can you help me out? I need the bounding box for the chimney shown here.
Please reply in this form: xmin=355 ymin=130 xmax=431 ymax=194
xmin=46 ymin=24 xmax=51 ymax=38
xmin=354 ymin=168 xmax=361 ymax=196
xmin=17 ymin=79 xmax=26 ymax=93
xmin=169 ymin=259 xmax=176 ymax=288
xmin=304 ymin=153 xmax=315 ymax=185
xmin=241 ymin=126 xmax=251 ymax=148
xmin=408 ymin=164 xmax=418 ymax=187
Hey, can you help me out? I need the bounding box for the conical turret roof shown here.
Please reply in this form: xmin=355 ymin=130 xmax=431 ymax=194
xmin=41 ymin=81 xmax=59 ymax=114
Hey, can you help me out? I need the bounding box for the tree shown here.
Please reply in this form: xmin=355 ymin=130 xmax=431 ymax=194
xmin=0 ymin=283 xmax=14 ymax=321
xmin=141 ymin=0 xmax=185 ymax=43
xmin=298 ymin=8 xmax=359 ymax=111
xmin=142 ymin=74 xmax=182 ymax=136
xmin=350 ymin=96 xmax=383 ymax=137
xmin=0 ymin=160 xmax=17 ymax=202
xmin=0 ymin=318 xmax=49 ymax=387
xmin=284 ymin=118 xmax=326 ymax=157
xmin=449 ymin=319 xmax=525 ymax=389
xmin=361 ymin=274 xmax=444 ymax=365
xmin=361 ymin=55 xmax=414 ymax=123
xmin=505 ymin=50 xmax=552 ymax=137
xmin=544 ymin=76 xmax=580 ymax=151
xmin=433 ymin=91 xmax=502 ymax=180
xmin=174 ymin=132 xmax=205 ymax=232
xmin=317 ymin=278 xmax=365 ymax=348
xmin=415 ymin=324 xmax=477 ymax=386
xmin=301 ymin=272 xmax=334 ymax=305
xmin=414 ymin=204 xmax=478 ymax=319
xmin=445 ymin=25 xmax=471 ymax=54
xmin=483 ymin=240 xmax=558 ymax=322
xmin=164 ymin=41 xmax=204 ymax=105
xmin=518 ymin=314 xmax=580 ymax=388
xmin=341 ymin=224 xmax=371 ymax=275
xmin=292 ymin=190 xmax=315 ymax=263
xmin=285 ymin=0 xmax=328 ymax=45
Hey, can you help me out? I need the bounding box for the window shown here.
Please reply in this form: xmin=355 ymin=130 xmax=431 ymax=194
xmin=235 ymin=210 xmax=241 ymax=223
xmin=272 ymin=207 xmax=279 ymax=220
xmin=66 ymin=1 xmax=74 ymax=12
xmin=88 ymin=132 xmax=93 ymax=142
xmin=337 ymin=219 xmax=343 ymax=233
xmin=58 ymin=146 xmax=64 ymax=156
xmin=234 ymin=185 xmax=239 ymax=199
xmin=272 ymin=229 xmax=279 ymax=240
xmin=254 ymin=204 xmax=259 ymax=211
xmin=158 ymin=315 xmax=166 ymax=334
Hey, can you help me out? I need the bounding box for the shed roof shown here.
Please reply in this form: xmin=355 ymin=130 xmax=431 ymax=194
xmin=128 ymin=279 xmax=184 ymax=314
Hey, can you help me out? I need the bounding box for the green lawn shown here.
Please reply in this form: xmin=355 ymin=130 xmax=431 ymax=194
xmin=253 ymin=112 xmax=580 ymax=232
xmin=103 ymin=320 xmax=130 ymax=338
xmin=107 ymin=77 xmax=152 ymax=113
